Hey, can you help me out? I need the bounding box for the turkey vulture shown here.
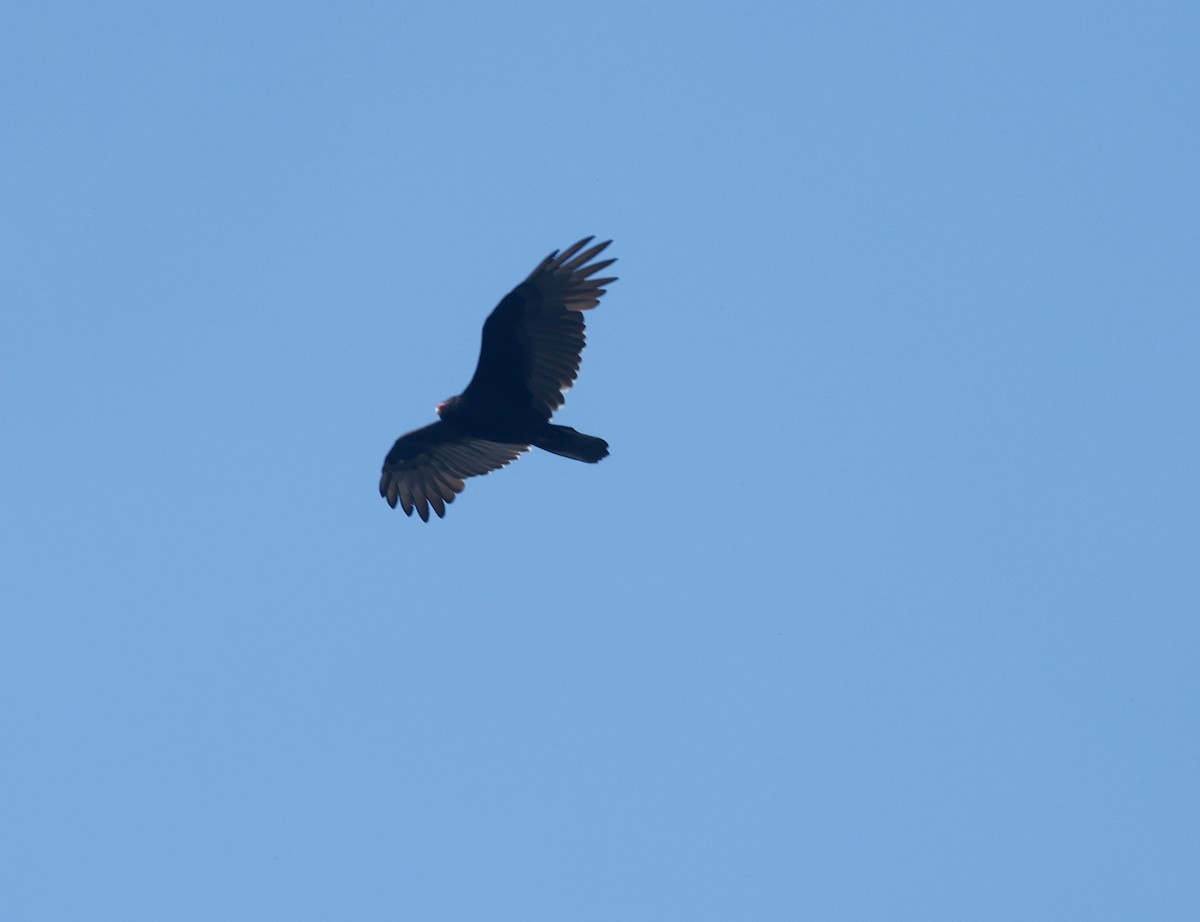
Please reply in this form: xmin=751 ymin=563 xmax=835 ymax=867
xmin=380 ymin=237 xmax=617 ymax=521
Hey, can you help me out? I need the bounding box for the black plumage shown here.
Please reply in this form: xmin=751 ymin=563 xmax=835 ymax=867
xmin=380 ymin=237 xmax=616 ymax=521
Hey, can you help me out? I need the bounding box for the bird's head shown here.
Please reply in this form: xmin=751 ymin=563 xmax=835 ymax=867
xmin=436 ymin=395 xmax=461 ymax=418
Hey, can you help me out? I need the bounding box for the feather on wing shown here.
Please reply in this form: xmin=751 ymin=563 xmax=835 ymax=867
xmin=462 ymin=238 xmax=617 ymax=419
xmin=379 ymin=421 xmax=527 ymax=521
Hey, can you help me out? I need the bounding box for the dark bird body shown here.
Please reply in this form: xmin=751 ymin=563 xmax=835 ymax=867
xmin=380 ymin=237 xmax=616 ymax=520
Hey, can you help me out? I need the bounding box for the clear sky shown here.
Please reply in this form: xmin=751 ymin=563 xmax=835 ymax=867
xmin=3 ymin=2 xmax=1198 ymax=919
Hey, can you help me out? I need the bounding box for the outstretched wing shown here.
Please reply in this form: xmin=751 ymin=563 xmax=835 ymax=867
xmin=462 ymin=237 xmax=618 ymax=419
xmin=379 ymin=421 xmax=527 ymax=521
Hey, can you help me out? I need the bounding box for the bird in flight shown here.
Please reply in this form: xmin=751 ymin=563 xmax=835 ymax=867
xmin=380 ymin=237 xmax=617 ymax=521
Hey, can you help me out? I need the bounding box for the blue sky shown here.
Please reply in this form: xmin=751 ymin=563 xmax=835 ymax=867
xmin=3 ymin=1 xmax=1198 ymax=919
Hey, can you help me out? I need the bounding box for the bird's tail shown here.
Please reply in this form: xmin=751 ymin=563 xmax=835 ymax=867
xmin=533 ymin=425 xmax=609 ymax=463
